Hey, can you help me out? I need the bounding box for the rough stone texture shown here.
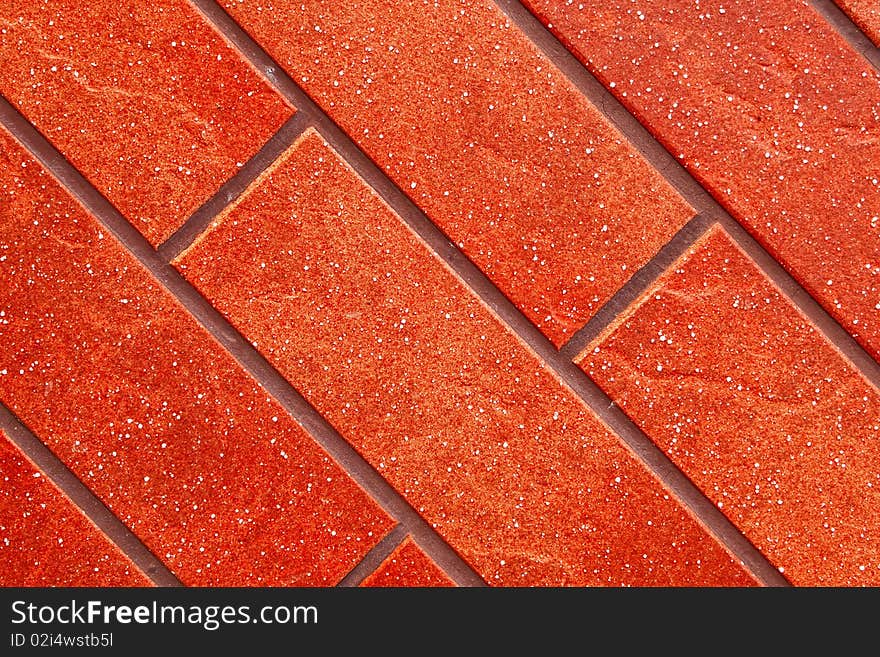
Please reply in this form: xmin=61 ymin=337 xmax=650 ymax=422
xmin=581 ymin=227 xmax=880 ymax=586
xmin=0 ymin=0 xmax=293 ymax=245
xmin=0 ymin=127 xmax=392 ymax=586
xmin=0 ymin=430 xmax=151 ymax=586
xmin=177 ymin=132 xmax=755 ymax=586
xmin=221 ymin=0 xmax=693 ymax=346
xmin=524 ymin=0 xmax=880 ymax=358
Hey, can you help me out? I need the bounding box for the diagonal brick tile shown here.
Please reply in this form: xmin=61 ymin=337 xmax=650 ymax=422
xmin=522 ymin=0 xmax=880 ymax=358
xmin=0 ymin=127 xmax=392 ymax=586
xmin=837 ymin=0 xmax=880 ymax=45
xmin=361 ymin=537 xmax=454 ymax=587
xmin=0 ymin=0 xmax=293 ymax=245
xmin=0 ymin=429 xmax=150 ymax=586
xmin=218 ymin=0 xmax=693 ymax=347
xmin=176 ymin=131 xmax=756 ymax=586
xmin=580 ymin=226 xmax=880 ymax=586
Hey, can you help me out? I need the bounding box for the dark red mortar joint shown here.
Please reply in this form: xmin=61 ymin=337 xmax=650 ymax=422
xmin=0 ymin=430 xmax=150 ymax=587
xmin=581 ymin=226 xmax=880 ymax=586
xmin=523 ymin=0 xmax=880 ymax=359
xmin=0 ymin=126 xmax=393 ymax=586
xmin=0 ymin=0 xmax=293 ymax=245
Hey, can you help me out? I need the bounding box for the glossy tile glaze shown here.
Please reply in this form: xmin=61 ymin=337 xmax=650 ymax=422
xmin=0 ymin=127 xmax=392 ymax=586
xmin=524 ymin=0 xmax=880 ymax=358
xmin=0 ymin=430 xmax=150 ymax=586
xmin=177 ymin=132 xmax=755 ymax=586
xmin=221 ymin=0 xmax=693 ymax=346
xmin=580 ymin=227 xmax=880 ymax=586
xmin=361 ymin=538 xmax=454 ymax=587
xmin=0 ymin=0 xmax=293 ymax=245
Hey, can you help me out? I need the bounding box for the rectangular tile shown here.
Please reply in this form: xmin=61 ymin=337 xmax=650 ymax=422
xmin=0 ymin=0 xmax=293 ymax=245
xmin=523 ymin=0 xmax=880 ymax=357
xmin=176 ymin=131 xmax=756 ymax=586
xmin=580 ymin=226 xmax=880 ymax=585
xmin=361 ymin=537 xmax=454 ymax=587
xmin=0 ymin=429 xmax=150 ymax=586
xmin=220 ymin=0 xmax=693 ymax=346
xmin=0 ymin=127 xmax=392 ymax=586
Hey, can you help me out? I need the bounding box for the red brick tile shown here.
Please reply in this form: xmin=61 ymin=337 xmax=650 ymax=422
xmin=176 ymin=132 xmax=755 ymax=586
xmin=523 ymin=0 xmax=880 ymax=357
xmin=580 ymin=226 xmax=880 ymax=586
xmin=360 ymin=538 xmax=454 ymax=587
xmin=220 ymin=0 xmax=692 ymax=347
xmin=0 ymin=127 xmax=392 ymax=586
xmin=0 ymin=0 xmax=293 ymax=246
xmin=0 ymin=430 xmax=150 ymax=586
xmin=837 ymin=0 xmax=880 ymax=45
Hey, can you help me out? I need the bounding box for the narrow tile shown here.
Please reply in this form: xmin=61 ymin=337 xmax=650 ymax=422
xmin=580 ymin=226 xmax=880 ymax=585
xmin=0 ymin=127 xmax=392 ymax=586
xmin=0 ymin=0 xmax=293 ymax=244
xmin=522 ymin=0 xmax=880 ymax=357
xmin=176 ymin=132 xmax=756 ymax=586
xmin=220 ymin=0 xmax=693 ymax=346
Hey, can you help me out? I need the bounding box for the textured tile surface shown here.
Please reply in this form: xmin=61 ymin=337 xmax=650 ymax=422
xmin=525 ymin=0 xmax=880 ymax=358
xmin=361 ymin=538 xmax=454 ymax=587
xmin=581 ymin=227 xmax=880 ymax=586
xmin=177 ymin=132 xmax=755 ymax=586
xmin=0 ymin=127 xmax=392 ymax=586
xmin=0 ymin=430 xmax=150 ymax=587
xmin=0 ymin=0 xmax=293 ymax=245
xmin=221 ymin=0 xmax=693 ymax=346
xmin=837 ymin=0 xmax=880 ymax=45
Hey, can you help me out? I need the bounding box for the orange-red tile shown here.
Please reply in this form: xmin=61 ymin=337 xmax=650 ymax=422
xmin=0 ymin=127 xmax=392 ymax=586
xmin=360 ymin=538 xmax=454 ymax=587
xmin=525 ymin=0 xmax=880 ymax=358
xmin=837 ymin=0 xmax=880 ymax=45
xmin=0 ymin=0 xmax=293 ymax=245
xmin=580 ymin=227 xmax=880 ymax=586
xmin=221 ymin=0 xmax=692 ymax=346
xmin=176 ymin=132 xmax=755 ymax=586
xmin=0 ymin=430 xmax=150 ymax=586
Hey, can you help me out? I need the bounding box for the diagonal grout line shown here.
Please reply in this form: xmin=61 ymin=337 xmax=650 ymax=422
xmin=157 ymin=111 xmax=312 ymax=262
xmin=0 ymin=96 xmax=486 ymax=589
xmin=497 ymin=0 xmax=880 ymax=390
xmin=188 ymin=0 xmax=789 ymax=585
xmin=0 ymin=402 xmax=182 ymax=587
xmin=559 ymin=213 xmax=714 ymax=361
xmin=813 ymin=0 xmax=880 ymax=70
xmin=337 ymin=524 xmax=408 ymax=588
xmin=715 ymin=214 xmax=880 ymax=389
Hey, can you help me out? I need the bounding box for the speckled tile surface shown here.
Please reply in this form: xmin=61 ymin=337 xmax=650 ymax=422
xmin=579 ymin=227 xmax=880 ymax=586
xmin=221 ymin=0 xmax=694 ymax=347
xmin=175 ymin=131 xmax=755 ymax=586
xmin=1 ymin=0 xmax=878 ymax=588
xmin=836 ymin=0 xmax=880 ymax=45
xmin=361 ymin=538 xmax=454 ymax=587
xmin=0 ymin=0 xmax=293 ymax=245
xmin=0 ymin=430 xmax=150 ymax=586
xmin=0 ymin=126 xmax=392 ymax=586
xmin=523 ymin=0 xmax=880 ymax=360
